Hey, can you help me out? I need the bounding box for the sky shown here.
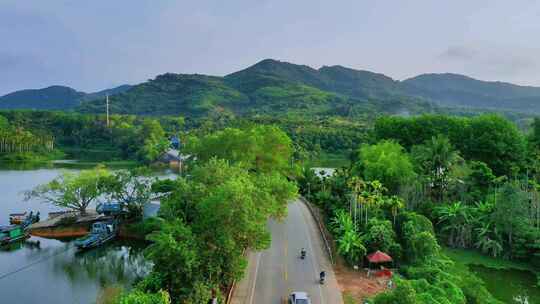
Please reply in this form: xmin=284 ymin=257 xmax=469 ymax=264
xmin=1 ymin=0 xmax=540 ymax=95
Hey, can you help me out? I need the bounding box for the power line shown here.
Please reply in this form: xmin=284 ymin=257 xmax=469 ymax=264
xmin=0 ymin=246 xmax=72 ymax=281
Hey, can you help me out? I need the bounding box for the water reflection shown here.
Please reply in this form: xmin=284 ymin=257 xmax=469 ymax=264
xmin=55 ymin=241 xmax=151 ymax=287
xmin=470 ymin=265 xmax=540 ymax=304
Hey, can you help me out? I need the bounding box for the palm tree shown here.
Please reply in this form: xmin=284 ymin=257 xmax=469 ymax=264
xmin=436 ymin=202 xmax=472 ymax=248
xmin=413 ymin=135 xmax=460 ymax=202
xmin=384 ymin=195 xmax=405 ymax=226
xmin=474 ymin=222 xmax=503 ymax=257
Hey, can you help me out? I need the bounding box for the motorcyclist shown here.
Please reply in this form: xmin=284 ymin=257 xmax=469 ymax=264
xmin=300 ymin=248 xmax=306 ymax=259
xmin=319 ymin=271 xmax=326 ymax=284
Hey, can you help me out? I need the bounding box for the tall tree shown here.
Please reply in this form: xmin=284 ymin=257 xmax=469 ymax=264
xmin=412 ymin=134 xmax=460 ymax=202
xmin=354 ymin=140 xmax=416 ymax=193
xmin=26 ymin=166 xmax=111 ymax=215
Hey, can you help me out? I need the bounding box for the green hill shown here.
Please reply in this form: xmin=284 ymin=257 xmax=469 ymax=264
xmin=0 ymin=84 xmax=131 ymax=110
xmin=79 ymin=59 xmax=433 ymax=118
xmin=0 ymin=86 xmax=85 ymax=110
xmin=402 ymin=73 xmax=540 ymax=112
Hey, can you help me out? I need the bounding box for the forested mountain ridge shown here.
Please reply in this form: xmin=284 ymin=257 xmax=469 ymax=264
xmin=5 ymin=59 xmax=540 ymax=115
xmin=0 ymin=84 xmax=131 ymax=110
xmin=402 ymin=73 xmax=540 ymax=111
xmin=79 ymin=59 xmax=434 ymax=117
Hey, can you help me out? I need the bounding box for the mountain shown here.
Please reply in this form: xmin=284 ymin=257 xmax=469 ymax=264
xmin=224 ymin=59 xmax=404 ymax=99
xmin=79 ymin=59 xmax=432 ymax=118
xmin=0 ymin=86 xmax=85 ymax=110
xmin=402 ymin=73 xmax=540 ymax=112
xmin=81 ymin=85 xmax=133 ymax=102
xmin=0 ymin=84 xmax=132 ymax=110
xmin=8 ymin=59 xmax=540 ymax=115
xmin=80 ymin=74 xmax=248 ymax=116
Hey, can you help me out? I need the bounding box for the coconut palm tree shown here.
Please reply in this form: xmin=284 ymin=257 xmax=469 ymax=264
xmin=412 ymin=134 xmax=460 ymax=202
xmin=384 ymin=195 xmax=405 ymax=226
xmin=436 ymin=202 xmax=472 ymax=248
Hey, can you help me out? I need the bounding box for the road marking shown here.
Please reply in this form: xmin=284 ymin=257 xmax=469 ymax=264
xmin=298 ymin=202 xmax=325 ymax=304
xmin=249 ymin=252 xmax=261 ymax=304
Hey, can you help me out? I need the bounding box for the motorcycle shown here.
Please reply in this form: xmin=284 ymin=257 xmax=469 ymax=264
xmin=319 ymin=271 xmax=326 ymax=285
xmin=300 ymin=248 xmax=306 ymax=260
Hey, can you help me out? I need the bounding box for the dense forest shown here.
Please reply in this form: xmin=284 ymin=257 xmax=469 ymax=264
xmin=0 ymin=111 xmax=171 ymax=163
xmin=299 ymin=114 xmax=540 ymax=303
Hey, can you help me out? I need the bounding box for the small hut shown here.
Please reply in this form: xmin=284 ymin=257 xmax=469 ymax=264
xmin=367 ymin=250 xmax=393 ymax=278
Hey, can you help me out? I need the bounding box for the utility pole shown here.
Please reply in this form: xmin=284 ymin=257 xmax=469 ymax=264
xmin=106 ymin=94 xmax=110 ymax=127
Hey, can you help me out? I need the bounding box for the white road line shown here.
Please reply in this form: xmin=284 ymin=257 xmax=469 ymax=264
xmin=249 ymin=252 xmax=261 ymax=304
xmin=298 ymin=202 xmax=325 ymax=304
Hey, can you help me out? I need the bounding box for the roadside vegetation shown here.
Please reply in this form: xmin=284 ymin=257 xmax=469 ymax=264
xmin=112 ymin=125 xmax=298 ymax=303
xmin=300 ymin=114 xmax=540 ymax=303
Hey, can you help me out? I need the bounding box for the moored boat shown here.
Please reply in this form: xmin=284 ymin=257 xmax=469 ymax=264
xmin=0 ymin=225 xmax=29 ymax=245
xmin=9 ymin=212 xmax=27 ymax=225
xmin=74 ymin=220 xmax=117 ymax=250
xmin=1 ymin=211 xmax=40 ymax=246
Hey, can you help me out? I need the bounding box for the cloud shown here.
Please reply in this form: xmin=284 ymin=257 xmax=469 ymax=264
xmin=438 ymin=45 xmax=539 ymax=81
xmin=439 ymin=46 xmax=477 ymax=61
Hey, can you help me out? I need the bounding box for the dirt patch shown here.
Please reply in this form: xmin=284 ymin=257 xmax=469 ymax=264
xmin=334 ymin=259 xmax=389 ymax=302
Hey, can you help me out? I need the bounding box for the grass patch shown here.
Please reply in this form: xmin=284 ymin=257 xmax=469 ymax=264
xmin=308 ymin=152 xmax=350 ymax=168
xmin=343 ymin=292 xmax=358 ymax=304
xmin=443 ymin=247 xmax=532 ymax=272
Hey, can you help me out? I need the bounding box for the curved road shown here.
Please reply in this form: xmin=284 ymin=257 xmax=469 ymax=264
xmin=232 ymin=200 xmax=343 ymax=304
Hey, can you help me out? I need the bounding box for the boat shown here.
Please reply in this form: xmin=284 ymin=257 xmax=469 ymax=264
xmin=1 ymin=212 xmax=40 ymax=246
xmin=9 ymin=211 xmax=40 ymax=226
xmin=9 ymin=212 xmax=27 ymax=225
xmin=96 ymin=202 xmax=126 ymax=217
xmin=74 ymin=220 xmax=117 ymax=250
xmin=0 ymin=225 xmax=29 ymax=245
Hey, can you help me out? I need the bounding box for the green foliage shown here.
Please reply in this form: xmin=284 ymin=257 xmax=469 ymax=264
xmin=115 ymin=290 xmax=171 ymax=304
xmin=135 ymin=127 xmax=297 ymax=302
xmin=106 ymin=167 xmax=157 ymax=218
xmin=412 ymin=134 xmax=460 ymax=201
xmin=375 ymin=114 xmax=526 ymax=176
xmin=137 ymin=119 xmax=169 ymax=163
xmin=25 ymin=165 xmax=112 ymax=214
xmin=354 ymin=140 xmax=415 ymax=193
xmin=186 ymin=125 xmax=293 ymax=174
xmin=0 ymin=111 xmax=169 ymax=162
xmin=372 ymin=279 xmax=417 ymax=304
xmin=332 ymin=210 xmax=366 ymax=265
xmin=362 ymin=218 xmax=402 ymax=259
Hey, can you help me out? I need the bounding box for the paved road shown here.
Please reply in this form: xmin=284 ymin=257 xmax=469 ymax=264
xmin=232 ymin=200 xmax=343 ymax=304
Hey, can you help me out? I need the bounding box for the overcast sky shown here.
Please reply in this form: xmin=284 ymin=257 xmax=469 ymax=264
xmin=1 ymin=0 xmax=540 ymax=95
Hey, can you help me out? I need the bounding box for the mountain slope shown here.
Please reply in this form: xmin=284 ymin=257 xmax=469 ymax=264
xmin=79 ymin=74 xmax=249 ymax=116
xmin=0 ymin=84 xmax=131 ymax=110
xmin=78 ymin=59 xmax=432 ymax=117
xmin=0 ymin=86 xmax=85 ymax=110
xmin=402 ymin=73 xmax=540 ymax=111
xmin=9 ymin=59 xmax=540 ymax=116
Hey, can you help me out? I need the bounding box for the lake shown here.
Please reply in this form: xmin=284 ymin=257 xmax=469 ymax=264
xmin=0 ymin=162 xmax=168 ymax=304
xmin=470 ymin=265 xmax=540 ymax=304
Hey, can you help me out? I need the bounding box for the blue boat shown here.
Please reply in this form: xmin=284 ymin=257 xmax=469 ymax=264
xmin=96 ymin=202 xmax=126 ymax=216
xmin=74 ymin=220 xmax=117 ymax=250
xmin=1 ymin=211 xmax=39 ymax=246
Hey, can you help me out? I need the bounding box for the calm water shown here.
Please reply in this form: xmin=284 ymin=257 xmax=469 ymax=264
xmin=470 ymin=265 xmax=540 ymax=304
xmin=0 ymin=163 xmax=165 ymax=304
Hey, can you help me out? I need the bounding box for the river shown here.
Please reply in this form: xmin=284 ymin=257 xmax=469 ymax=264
xmin=0 ymin=162 xmax=169 ymax=304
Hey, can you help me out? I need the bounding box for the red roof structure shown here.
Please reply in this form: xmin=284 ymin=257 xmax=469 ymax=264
xmin=367 ymin=250 xmax=393 ymax=263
